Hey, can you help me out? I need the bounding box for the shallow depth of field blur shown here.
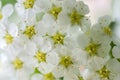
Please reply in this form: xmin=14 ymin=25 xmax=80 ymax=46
xmin=78 ymin=0 xmax=112 ymax=23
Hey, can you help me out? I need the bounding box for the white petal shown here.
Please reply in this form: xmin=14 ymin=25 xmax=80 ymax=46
xmin=77 ymin=34 xmax=90 ymax=49
xmin=16 ymin=70 xmax=30 ymax=80
xmin=46 ymin=51 xmax=59 ymax=65
xmin=106 ymin=59 xmax=120 ymax=73
xmin=113 ymin=74 xmax=120 ymax=80
xmin=41 ymin=40 xmax=52 ymax=53
xmin=0 ymin=39 xmax=7 ymax=49
xmin=81 ymin=17 xmax=91 ymax=32
xmin=15 ymin=3 xmax=25 ymax=16
xmin=76 ymin=1 xmax=89 ymax=15
xmin=2 ymin=4 xmax=14 ymax=17
xmin=98 ymin=15 xmax=112 ymax=27
xmin=35 ymin=0 xmax=52 ymax=11
xmin=87 ymin=56 xmax=105 ymax=71
xmin=23 ymin=10 xmax=36 ymax=26
xmin=38 ymin=63 xmax=53 ymax=74
xmin=24 ymin=41 xmax=37 ymax=55
xmin=52 ymin=66 xmax=64 ymax=78
xmin=57 ymin=11 xmax=70 ymax=26
xmin=97 ymin=42 xmax=111 ymax=57
xmin=32 ymin=36 xmax=44 ymax=47
xmin=8 ymin=23 xmax=18 ymax=37
xmin=0 ymin=23 xmax=6 ymax=36
xmin=113 ymin=46 xmax=120 ymax=58
xmin=63 ymin=0 xmax=76 ymax=13
xmin=31 ymin=74 xmax=43 ymax=80
xmin=42 ymin=13 xmax=55 ymax=27
xmin=64 ymin=73 xmax=78 ymax=80
xmin=83 ymin=69 xmax=100 ymax=80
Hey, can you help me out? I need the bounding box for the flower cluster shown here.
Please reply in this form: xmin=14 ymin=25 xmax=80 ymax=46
xmin=0 ymin=0 xmax=120 ymax=80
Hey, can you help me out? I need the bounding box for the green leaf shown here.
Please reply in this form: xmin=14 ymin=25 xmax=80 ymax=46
xmin=30 ymin=67 xmax=42 ymax=77
xmin=1 ymin=0 xmax=17 ymax=6
xmin=34 ymin=67 xmax=41 ymax=74
xmin=109 ymin=41 xmax=116 ymax=58
xmin=59 ymin=77 xmax=64 ymax=80
xmin=109 ymin=41 xmax=120 ymax=62
xmin=110 ymin=21 xmax=116 ymax=30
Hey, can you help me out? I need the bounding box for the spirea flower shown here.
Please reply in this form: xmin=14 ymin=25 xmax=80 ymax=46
xmin=0 ymin=0 xmax=119 ymax=80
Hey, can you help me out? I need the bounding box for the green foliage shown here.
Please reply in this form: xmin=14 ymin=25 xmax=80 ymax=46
xmin=1 ymin=0 xmax=17 ymax=6
xmin=59 ymin=77 xmax=64 ymax=80
xmin=109 ymin=41 xmax=116 ymax=58
xmin=30 ymin=67 xmax=41 ymax=77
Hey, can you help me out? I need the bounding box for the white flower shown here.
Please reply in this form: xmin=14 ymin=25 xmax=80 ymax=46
xmin=36 ymin=15 xmax=78 ymax=48
xmin=90 ymin=15 xmax=113 ymax=44
xmin=78 ymin=32 xmax=111 ymax=57
xmin=77 ymin=15 xmax=113 ymax=58
xmin=0 ymin=53 xmax=15 ymax=80
xmin=15 ymin=0 xmax=35 ymax=16
xmin=31 ymin=62 xmax=59 ymax=80
xmin=106 ymin=59 xmax=120 ymax=80
xmin=35 ymin=0 xmax=63 ymax=20
xmin=17 ymin=10 xmax=39 ymax=40
xmin=4 ymin=50 xmax=34 ymax=80
xmin=82 ymin=56 xmax=107 ymax=80
xmin=51 ymin=46 xmax=82 ymax=79
xmin=83 ymin=57 xmax=120 ymax=80
xmin=58 ymin=0 xmax=90 ymax=28
xmin=0 ymin=23 xmax=18 ymax=49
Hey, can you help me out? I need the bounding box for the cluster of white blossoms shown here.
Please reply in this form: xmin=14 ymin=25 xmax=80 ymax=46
xmin=0 ymin=0 xmax=120 ymax=80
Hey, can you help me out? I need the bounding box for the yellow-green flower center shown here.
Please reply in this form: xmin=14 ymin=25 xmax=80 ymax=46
xmin=34 ymin=51 xmax=46 ymax=63
xmin=0 ymin=13 xmax=3 ymax=20
xmin=49 ymin=6 xmax=62 ymax=19
xmin=51 ymin=32 xmax=65 ymax=45
xmin=23 ymin=0 xmax=35 ymax=9
xmin=44 ymin=72 xmax=55 ymax=80
xmin=85 ymin=43 xmax=100 ymax=55
xmin=103 ymin=27 xmax=112 ymax=36
xmin=12 ymin=58 xmax=23 ymax=69
xmin=59 ymin=56 xmax=73 ymax=68
xmin=78 ymin=76 xmax=84 ymax=80
xmin=23 ymin=26 xmax=36 ymax=39
xmin=4 ymin=33 xmax=13 ymax=44
xmin=97 ymin=66 xmax=110 ymax=79
xmin=69 ymin=10 xmax=83 ymax=25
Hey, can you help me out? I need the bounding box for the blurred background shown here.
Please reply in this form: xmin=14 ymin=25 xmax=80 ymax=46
xmin=77 ymin=0 xmax=112 ymax=23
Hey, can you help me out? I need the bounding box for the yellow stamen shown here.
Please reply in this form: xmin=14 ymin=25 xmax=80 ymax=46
xmin=12 ymin=58 xmax=23 ymax=69
xmin=49 ymin=6 xmax=62 ymax=19
xmin=59 ymin=56 xmax=73 ymax=68
xmin=4 ymin=33 xmax=13 ymax=44
xmin=85 ymin=43 xmax=100 ymax=55
xmin=23 ymin=26 xmax=36 ymax=39
xmin=44 ymin=72 xmax=55 ymax=80
xmin=97 ymin=66 xmax=110 ymax=79
xmin=34 ymin=51 xmax=46 ymax=62
xmin=69 ymin=10 xmax=83 ymax=25
xmin=51 ymin=32 xmax=65 ymax=45
xmin=0 ymin=13 xmax=3 ymax=20
xmin=23 ymin=0 xmax=35 ymax=9
xmin=103 ymin=27 xmax=112 ymax=36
